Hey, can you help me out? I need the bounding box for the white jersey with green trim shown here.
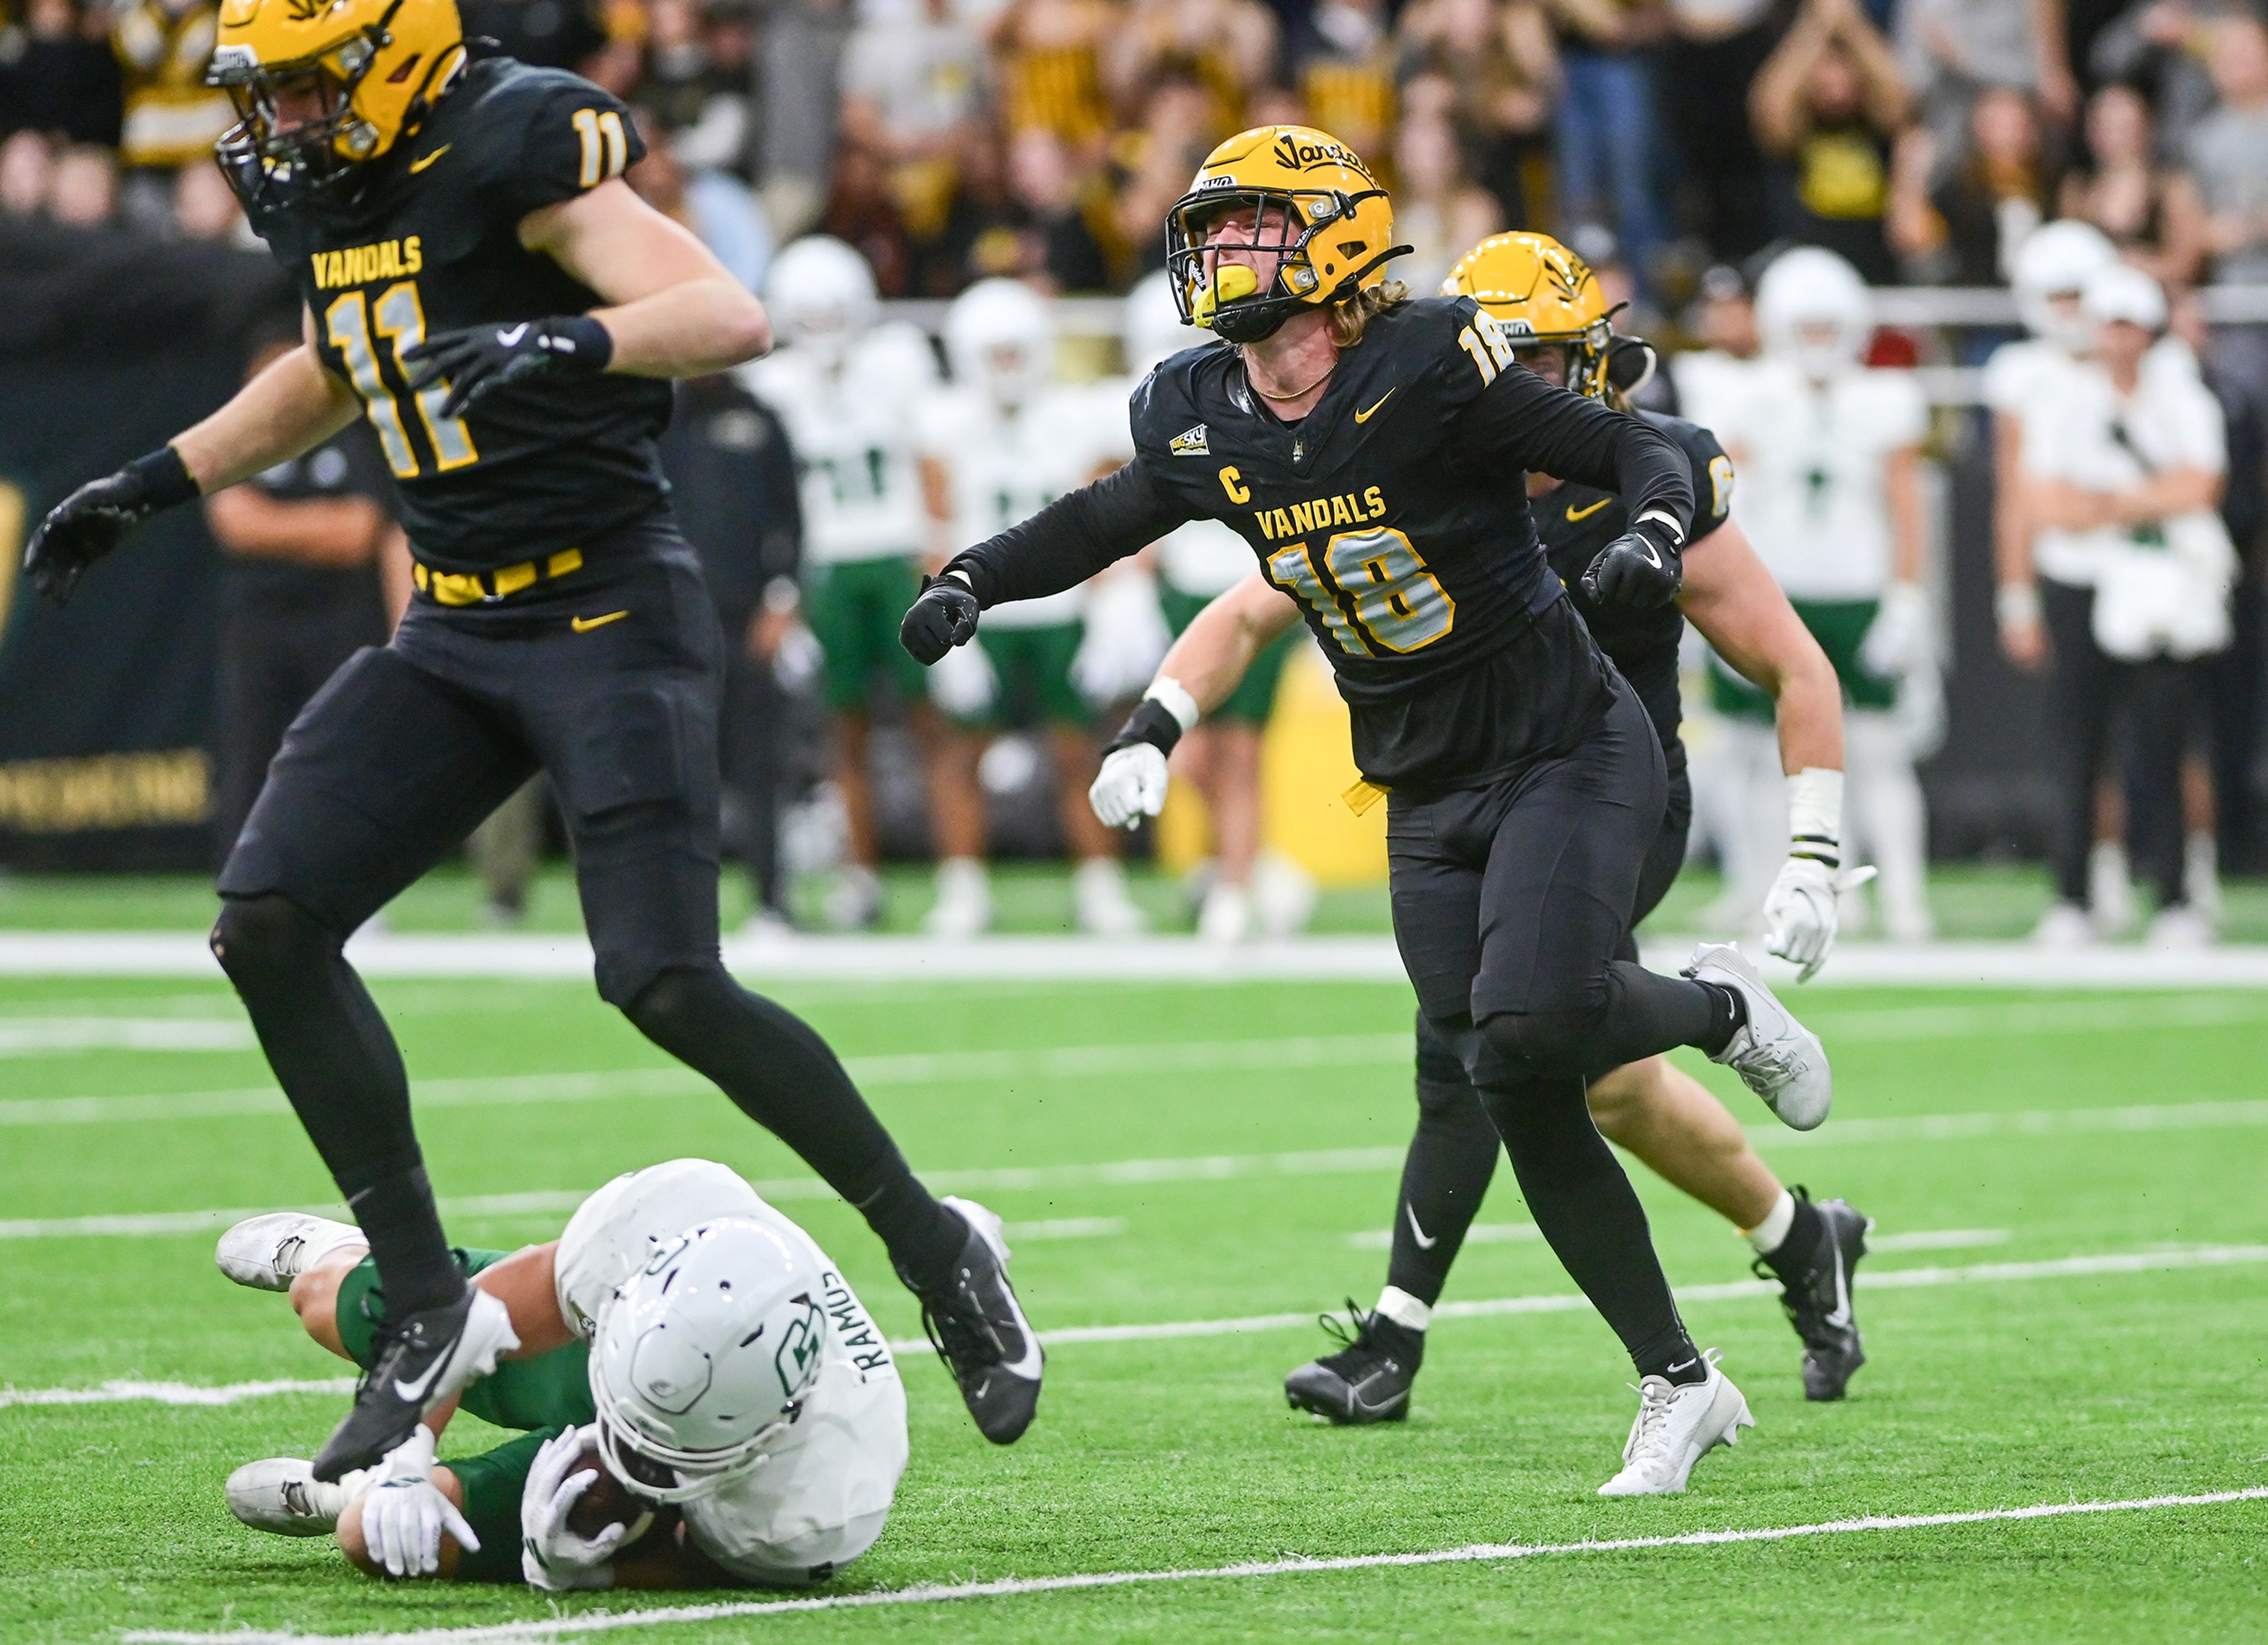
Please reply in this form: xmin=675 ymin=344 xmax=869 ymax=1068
xmin=745 ymin=323 xmax=936 ymax=568
xmin=917 ymin=383 xmax=1113 ymax=629
xmin=1703 ymin=356 xmax=1928 ymax=601
xmin=553 ymin=1159 xmax=907 ymax=1586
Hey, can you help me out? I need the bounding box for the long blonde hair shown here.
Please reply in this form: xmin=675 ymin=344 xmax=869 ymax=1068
xmin=1327 ymin=279 xmax=1410 ymax=347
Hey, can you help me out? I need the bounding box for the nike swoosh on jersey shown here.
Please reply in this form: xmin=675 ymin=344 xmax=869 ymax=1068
xmin=1354 ymin=389 xmax=1396 ymax=424
xmin=496 ymin=323 xmax=530 ymax=346
xmin=1565 ymin=496 xmax=1611 ymax=523
xmin=571 ymin=610 xmax=629 ymax=633
xmin=1405 ymin=1203 xmax=1438 ymax=1250
xmin=407 ymin=144 xmax=451 ymax=174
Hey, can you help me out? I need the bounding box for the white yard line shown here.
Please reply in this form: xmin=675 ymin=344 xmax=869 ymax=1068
xmin=12 ymin=989 xmax=2268 ymax=1129
xmin=12 ymin=1243 xmax=2261 ymax=1409
xmin=1347 ymin=1222 xmax=1543 ymax=1249
xmin=9 ymin=930 xmax=2268 ymax=986
xmin=0 ymin=1018 xmax=255 ymax=1056
xmin=118 ymin=1487 xmax=2268 ymax=1644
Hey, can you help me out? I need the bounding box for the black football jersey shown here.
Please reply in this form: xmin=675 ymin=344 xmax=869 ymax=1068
xmin=245 ymin=58 xmax=672 ymax=572
xmin=1539 ymin=411 xmax=1735 ymax=770
xmin=949 ymin=296 xmax=1695 ymax=790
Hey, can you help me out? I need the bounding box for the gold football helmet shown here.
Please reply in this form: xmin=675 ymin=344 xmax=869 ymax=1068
xmin=1439 ymin=232 xmax=1615 ymax=398
xmin=207 ymin=0 xmax=466 ymax=209
xmin=1165 ymin=125 xmax=1407 ymax=344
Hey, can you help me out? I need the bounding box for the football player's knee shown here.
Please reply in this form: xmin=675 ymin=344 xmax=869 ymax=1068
xmin=209 ymin=893 xmax=337 ymax=989
xmin=621 ymin=962 xmax=734 ymax=1047
xmin=1413 ymin=1011 xmax=1471 ymax=1112
xmin=335 ymin=1496 xmax=380 ymax=1578
xmin=1477 ymin=1007 xmax=1597 ymax=1077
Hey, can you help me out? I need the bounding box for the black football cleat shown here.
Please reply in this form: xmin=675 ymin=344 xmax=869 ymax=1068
xmin=1284 ymin=1302 xmax=1422 ymax=1424
xmin=1758 ymin=1188 xmax=1871 ymax=1401
xmin=311 ymin=1285 xmax=519 ymax=1481
xmin=902 ymin=1197 xmax=1042 ymax=1445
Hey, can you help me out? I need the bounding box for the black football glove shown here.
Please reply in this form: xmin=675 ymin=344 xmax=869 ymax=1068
xmin=23 ymin=448 xmax=200 ymax=606
xmin=900 ymin=574 xmax=981 ymax=664
xmin=1580 ymin=519 xmax=1684 ymax=610
xmin=402 ymin=315 xmax=611 ymax=419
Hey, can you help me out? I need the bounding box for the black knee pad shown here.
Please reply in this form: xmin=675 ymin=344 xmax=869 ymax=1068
xmin=208 ymin=892 xmax=339 ymax=985
xmin=622 ymin=962 xmax=741 ymax=1046
xmin=1478 ymin=1006 xmax=1599 ymax=1077
xmin=1413 ymin=1008 xmax=1469 ymax=1100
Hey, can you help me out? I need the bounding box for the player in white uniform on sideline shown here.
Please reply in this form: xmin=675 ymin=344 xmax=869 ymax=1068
xmin=915 ymin=278 xmax=1150 ymax=938
xmin=1694 ymin=248 xmax=1934 ymax=942
xmin=748 ymin=237 xmax=946 ymax=931
xmin=1100 ymin=272 xmax=1316 ymax=943
xmin=213 ymin=1159 xmax=913 ymax=1590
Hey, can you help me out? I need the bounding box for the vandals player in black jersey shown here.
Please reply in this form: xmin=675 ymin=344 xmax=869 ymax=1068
xmin=903 ymin=128 xmax=1834 ymax=1493
xmin=1254 ymin=235 xmax=1875 ymax=1426
xmin=23 ymin=0 xmax=1041 ymax=1495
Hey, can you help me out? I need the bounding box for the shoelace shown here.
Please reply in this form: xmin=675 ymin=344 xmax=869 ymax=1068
xmin=1315 ymin=1300 xmax=1396 ymax=1375
xmin=1621 ymin=1379 xmax=1680 ymax=1467
xmin=920 ymin=1268 xmax=1007 ymax=1383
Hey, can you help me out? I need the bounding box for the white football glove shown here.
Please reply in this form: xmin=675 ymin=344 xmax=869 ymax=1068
xmin=1859 ymin=581 xmax=1931 ymax=678
xmin=1764 ymin=855 xmax=1877 ymax=983
xmin=1089 ymin=743 xmax=1169 ymax=829
xmin=360 ymin=1426 xmax=478 ymax=1579
xmin=519 ymin=1425 xmax=644 ymax=1593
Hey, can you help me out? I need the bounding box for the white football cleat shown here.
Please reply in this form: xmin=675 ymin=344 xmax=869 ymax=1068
xmin=1074 ymin=858 xmax=1148 ymax=937
xmin=2031 ymin=901 xmax=2094 ymax=947
xmin=1596 ymin=1351 xmax=1754 ymax=1497
xmin=1684 ymin=942 xmax=1832 ymax=1131
xmin=226 ymin=1457 xmax=371 ymax=1535
xmin=1197 ymin=881 xmax=1253 ymax=944
xmin=925 ymin=858 xmax=992 ymax=939
xmin=216 ymin=1213 xmax=366 ymax=1292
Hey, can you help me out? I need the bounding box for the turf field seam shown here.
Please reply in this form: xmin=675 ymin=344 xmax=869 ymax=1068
xmin=115 ymin=1487 xmax=2268 ymax=1643
xmin=14 ymin=1243 xmax=2263 ymax=1410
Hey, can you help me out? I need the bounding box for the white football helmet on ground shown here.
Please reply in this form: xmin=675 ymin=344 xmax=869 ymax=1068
xmin=944 ymin=277 xmax=1055 ymax=409
xmin=1755 ymin=247 xmax=1871 ymax=383
xmin=765 ymin=236 xmax=881 ymax=366
xmin=2011 ymin=220 xmax=2117 ymax=354
xmin=588 ymin=1216 xmax=831 ymax=1506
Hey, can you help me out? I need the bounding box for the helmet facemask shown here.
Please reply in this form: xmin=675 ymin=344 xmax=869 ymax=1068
xmin=589 ymin=1359 xmax=799 ymax=1507
xmin=1166 ymin=185 xmax=1390 ymax=345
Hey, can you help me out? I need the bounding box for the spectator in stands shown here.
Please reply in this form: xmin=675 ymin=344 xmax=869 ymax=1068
xmin=110 ymin=0 xmax=231 ymax=174
xmin=819 ymin=138 xmax=916 ymax=296
xmin=204 ymin=328 xmax=400 ymax=868
xmin=458 ymin=0 xmax=610 ymax=70
xmin=990 ymin=0 xmax=1117 ymax=156
xmin=1888 ymin=84 xmax=2058 ymax=284
xmin=1288 ymin=0 xmax=1399 ymax=167
xmin=170 ymin=154 xmax=250 ymax=243
xmin=1390 ymin=112 xmax=1506 ymax=296
xmin=1751 ymin=0 xmax=1911 ymax=284
xmin=758 ymin=0 xmax=854 ymax=240
xmin=1001 ymin=125 xmax=1113 ymax=293
xmin=676 ymin=0 xmax=757 ymax=174
xmin=0 ymin=130 xmax=54 ymax=218
xmin=1107 ymin=0 xmax=1281 ymax=138
xmin=2088 ymin=0 xmax=2249 ymax=158
xmin=1897 ymin=0 xmax=2078 ymax=139
xmin=46 ymin=142 xmax=116 ymax=226
xmin=840 ymin=0 xmax=989 ymax=261
xmin=2189 ymin=14 xmax=2268 ymax=286
xmin=637 ymin=0 xmax=747 ymax=152
xmin=2060 ymin=81 xmax=2206 ymax=288
xmin=0 ymin=0 xmax=123 ymax=147
xmin=1109 ymin=73 xmax=1220 ymax=282
xmin=1664 ymin=0 xmax=1781 ymax=260
xmin=1396 ymin=0 xmax=1560 ymax=232
xmin=1543 ymin=0 xmax=1672 ymax=290
xmin=2025 ymin=264 xmax=2234 ymax=945
xmin=627 ymin=108 xmax=771 ymax=291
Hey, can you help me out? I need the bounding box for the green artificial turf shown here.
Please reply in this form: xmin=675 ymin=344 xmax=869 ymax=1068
xmin=4 ymin=973 xmax=2266 ymax=1642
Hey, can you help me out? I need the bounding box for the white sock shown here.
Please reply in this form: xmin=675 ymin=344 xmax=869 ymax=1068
xmin=1374 ymin=1285 xmax=1432 ymax=1333
xmin=936 ymin=856 xmax=987 ymax=897
xmin=1744 ymin=1188 xmax=1797 ymax=1256
xmin=1074 ymin=856 xmax=1126 ymax=893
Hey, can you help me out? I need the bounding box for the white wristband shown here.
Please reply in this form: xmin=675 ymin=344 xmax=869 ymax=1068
xmin=1145 ymin=676 xmax=1201 ymax=735
xmin=1995 ymin=582 xmax=2040 ymax=629
xmin=1787 ymin=766 xmax=1843 ymax=864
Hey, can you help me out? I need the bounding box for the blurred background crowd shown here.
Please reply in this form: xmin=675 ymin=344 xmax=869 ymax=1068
xmin=2 ymin=0 xmax=2267 ymax=946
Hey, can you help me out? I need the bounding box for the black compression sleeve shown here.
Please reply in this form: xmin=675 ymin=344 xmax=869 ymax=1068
xmin=1456 ymin=369 xmax=1694 ymax=542
xmin=941 ymin=457 xmax=1191 ymax=608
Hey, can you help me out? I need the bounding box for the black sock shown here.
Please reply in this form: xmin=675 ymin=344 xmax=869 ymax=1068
xmin=1697 ymin=981 xmax=1746 ymax=1058
xmin=210 ymin=894 xmax=466 ymax=1315
xmin=350 ymin=1167 xmax=464 ymax=1318
xmin=1384 ymin=1058 xmax=1503 ymax=1308
xmin=1474 ymin=1069 xmax=1699 ymax=1383
xmin=1760 ymin=1190 xmax=1825 ymax=1281
xmin=624 ymin=966 xmax=963 ymax=1287
xmin=1594 ymin=961 xmax=1740 ymax=1066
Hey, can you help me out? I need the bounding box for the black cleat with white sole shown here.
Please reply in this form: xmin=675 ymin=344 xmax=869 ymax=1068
xmin=902 ymin=1197 xmax=1043 ymax=1445
xmin=1284 ymin=1302 xmax=1422 ymax=1424
xmin=1759 ymin=1189 xmax=1871 ymax=1401
xmin=310 ymin=1285 xmax=519 ymax=1481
